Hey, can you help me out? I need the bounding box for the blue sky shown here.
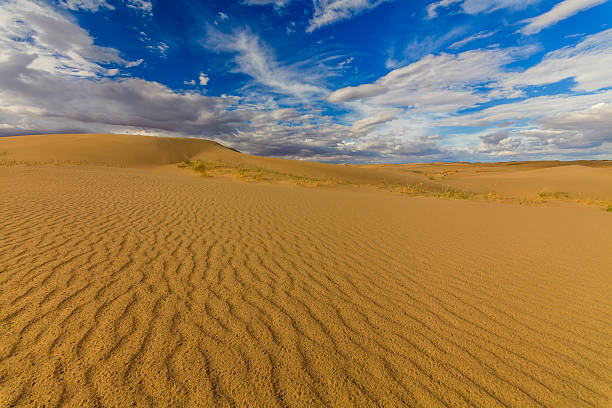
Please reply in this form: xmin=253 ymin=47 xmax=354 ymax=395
xmin=1 ymin=0 xmax=611 ymax=162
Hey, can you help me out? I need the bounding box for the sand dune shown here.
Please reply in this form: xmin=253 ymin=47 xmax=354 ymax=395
xmin=1 ymin=134 xmax=611 ymax=407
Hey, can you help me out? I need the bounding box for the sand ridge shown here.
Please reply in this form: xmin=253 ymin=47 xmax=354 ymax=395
xmin=1 ymin=134 xmax=611 ymax=407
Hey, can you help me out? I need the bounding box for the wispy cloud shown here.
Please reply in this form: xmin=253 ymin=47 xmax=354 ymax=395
xmin=307 ymin=0 xmax=395 ymax=32
xmin=242 ymin=0 xmax=290 ymax=6
xmin=58 ymin=0 xmax=114 ymax=12
xmin=329 ymin=46 xmax=529 ymax=112
xmin=205 ymin=28 xmax=326 ymax=98
xmin=520 ymin=0 xmax=609 ymax=35
xmin=503 ymin=28 xmax=612 ymax=92
xmin=426 ymin=0 xmax=538 ymax=19
xmin=387 ymin=26 xmax=466 ymax=68
xmin=124 ymin=0 xmax=153 ymax=15
xmin=449 ymin=30 xmax=497 ymax=49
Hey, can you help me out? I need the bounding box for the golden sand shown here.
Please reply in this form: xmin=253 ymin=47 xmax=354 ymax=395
xmin=1 ymin=134 xmax=611 ymax=407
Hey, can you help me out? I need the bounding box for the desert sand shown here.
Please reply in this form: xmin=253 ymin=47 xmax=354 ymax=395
xmin=1 ymin=134 xmax=611 ymax=407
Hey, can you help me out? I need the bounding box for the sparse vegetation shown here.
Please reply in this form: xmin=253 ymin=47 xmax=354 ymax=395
xmin=174 ymin=159 xmax=612 ymax=212
xmin=0 ymin=159 xmax=90 ymax=167
xmin=538 ymin=191 xmax=570 ymax=200
xmin=177 ymin=159 xmax=340 ymax=187
xmin=434 ymin=188 xmax=473 ymax=200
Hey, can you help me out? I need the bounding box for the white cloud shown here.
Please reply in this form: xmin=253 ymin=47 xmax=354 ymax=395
xmin=328 ymin=29 xmax=612 ymax=157
xmin=441 ymin=91 xmax=612 ymax=152
xmin=474 ymin=101 xmax=612 ymax=154
xmin=328 ymin=47 xmax=523 ymax=111
xmin=126 ymin=58 xmax=144 ymax=68
xmin=2 ymin=0 xmax=609 ymax=161
xmin=242 ymin=0 xmax=290 ymax=6
xmin=0 ymin=2 xmax=362 ymax=161
xmin=199 ymin=72 xmax=209 ymax=86
xmin=386 ymin=26 xmax=467 ymax=67
xmin=426 ymin=0 xmax=461 ymax=19
xmin=520 ymin=0 xmax=609 ymax=35
xmin=503 ymin=29 xmax=612 ymax=92
xmin=124 ymin=0 xmax=153 ymax=15
xmin=0 ymin=0 xmax=137 ymax=77
xmin=59 ymin=0 xmax=114 ymax=12
xmin=205 ymin=28 xmax=326 ymax=98
xmin=350 ymin=109 xmax=399 ymax=136
xmin=150 ymin=42 xmax=169 ymax=57
xmin=426 ymin=0 xmax=539 ymax=19
xmin=449 ymin=30 xmax=497 ymax=49
xmin=330 ymin=29 xmax=611 ymax=114
xmin=215 ymin=11 xmax=229 ymax=25
xmin=307 ymin=0 xmax=395 ymax=32
xmin=532 ymin=102 xmax=612 ymax=148
xmin=440 ymin=91 xmax=612 ymax=128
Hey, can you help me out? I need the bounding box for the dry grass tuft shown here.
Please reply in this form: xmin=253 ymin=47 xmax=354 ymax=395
xmin=178 ymin=159 xmax=341 ymax=187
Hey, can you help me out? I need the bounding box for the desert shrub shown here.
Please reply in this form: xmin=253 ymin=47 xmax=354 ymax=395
xmin=539 ymin=191 xmax=570 ymax=200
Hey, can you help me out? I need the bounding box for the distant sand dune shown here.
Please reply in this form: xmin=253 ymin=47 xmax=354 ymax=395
xmin=1 ymin=134 xmax=611 ymax=406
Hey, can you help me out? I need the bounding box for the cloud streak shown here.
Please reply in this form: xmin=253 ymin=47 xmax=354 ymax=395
xmin=205 ymin=28 xmax=327 ymax=99
xmin=307 ymin=0 xmax=395 ymax=32
xmin=520 ymin=0 xmax=609 ymax=35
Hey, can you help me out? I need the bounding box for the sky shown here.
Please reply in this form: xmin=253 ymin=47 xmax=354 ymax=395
xmin=0 ymin=0 xmax=611 ymax=162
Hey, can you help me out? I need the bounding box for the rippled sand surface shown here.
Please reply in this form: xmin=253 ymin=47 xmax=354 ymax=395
xmin=1 ymin=135 xmax=611 ymax=407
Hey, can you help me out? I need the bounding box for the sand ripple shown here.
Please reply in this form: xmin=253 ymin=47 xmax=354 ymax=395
xmin=1 ymin=165 xmax=611 ymax=407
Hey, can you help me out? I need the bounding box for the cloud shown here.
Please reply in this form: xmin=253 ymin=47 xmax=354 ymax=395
xmin=199 ymin=73 xmax=209 ymax=86
xmin=340 ymin=132 xmax=448 ymax=161
xmin=520 ymin=0 xmax=609 ymax=35
xmin=386 ymin=26 xmax=466 ymax=67
xmin=307 ymin=0 xmax=395 ymax=32
xmin=205 ymin=28 xmax=326 ymax=98
xmin=440 ymin=91 xmax=612 ymax=156
xmin=350 ymin=109 xmax=399 ymax=136
xmin=124 ymin=0 xmax=153 ymax=15
xmin=426 ymin=0 xmax=538 ymax=19
xmin=449 ymin=30 xmax=497 ymax=49
xmin=242 ymin=0 xmax=290 ymax=6
xmin=328 ymin=29 xmax=612 ymax=158
xmin=330 ymin=28 xmax=610 ymax=113
xmin=2 ymin=0 xmax=610 ymax=162
xmin=440 ymin=90 xmax=612 ymax=128
xmin=58 ymin=0 xmax=114 ymax=12
xmin=0 ymin=2 xmax=363 ymax=161
xmin=426 ymin=0 xmax=461 ymax=19
xmin=0 ymin=49 xmax=358 ymax=159
xmin=531 ymin=102 xmax=612 ymax=148
xmin=215 ymin=11 xmax=229 ymax=25
xmin=480 ymin=131 xmax=510 ymax=145
xmin=144 ymin=41 xmax=169 ymax=57
xmin=0 ymin=53 xmax=241 ymax=134
xmin=0 ymin=0 xmax=138 ymax=77
xmin=503 ymin=29 xmax=612 ymax=92
xmin=126 ymin=59 xmax=144 ymax=68
xmin=328 ymin=47 xmax=523 ymax=111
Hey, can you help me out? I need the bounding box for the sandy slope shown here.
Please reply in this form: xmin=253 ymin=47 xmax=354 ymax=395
xmin=1 ymin=134 xmax=611 ymax=407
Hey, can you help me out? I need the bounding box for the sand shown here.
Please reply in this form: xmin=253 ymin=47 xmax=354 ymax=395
xmin=1 ymin=134 xmax=611 ymax=407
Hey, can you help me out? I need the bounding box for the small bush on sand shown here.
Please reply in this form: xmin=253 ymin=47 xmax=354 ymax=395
xmin=538 ymin=191 xmax=570 ymax=200
xmin=177 ymin=159 xmax=192 ymax=168
xmin=435 ymin=188 xmax=472 ymax=200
